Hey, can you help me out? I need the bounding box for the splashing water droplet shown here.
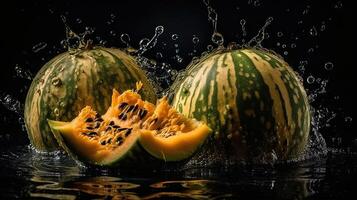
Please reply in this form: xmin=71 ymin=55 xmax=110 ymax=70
xmin=207 ymin=45 xmax=214 ymax=51
xmin=277 ymin=32 xmax=283 ymax=37
xmin=171 ymin=34 xmax=179 ymax=40
xmin=291 ymin=43 xmax=296 ymax=48
xmin=211 ymin=32 xmax=224 ymax=46
xmin=307 ymin=75 xmax=315 ymax=84
xmin=109 ymin=30 xmax=116 ymax=36
xmin=192 ymin=35 xmax=199 ymax=44
xmin=54 ymin=108 xmax=60 ymax=116
xmin=334 ymin=1 xmax=343 ymax=9
xmin=310 ymin=26 xmax=318 ymax=36
xmin=51 ymin=78 xmax=62 ymax=87
xmin=120 ymin=33 xmax=131 ymax=48
xmin=156 ymin=52 xmax=163 ymax=59
xmin=76 ymin=18 xmax=82 ymax=24
xmin=324 ymin=62 xmax=334 ymax=71
xmin=32 ymin=42 xmax=48 ymax=53
xmin=240 ymin=19 xmax=247 ymax=36
xmin=0 ymin=94 xmax=23 ymax=115
xmin=247 ymin=17 xmax=273 ymax=47
xmin=155 ymin=26 xmax=164 ymax=35
xmin=14 ymin=64 xmax=33 ymax=80
xmin=344 ymin=116 xmax=352 ymax=122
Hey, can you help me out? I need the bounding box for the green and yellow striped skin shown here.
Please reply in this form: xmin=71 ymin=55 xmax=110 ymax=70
xmin=25 ymin=47 xmax=157 ymax=151
xmin=172 ymin=49 xmax=310 ymax=160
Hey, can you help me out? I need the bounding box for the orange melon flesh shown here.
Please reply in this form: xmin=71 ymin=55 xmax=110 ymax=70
xmin=48 ymin=84 xmax=212 ymax=166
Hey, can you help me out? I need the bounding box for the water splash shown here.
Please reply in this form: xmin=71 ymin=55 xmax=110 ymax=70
xmin=247 ymin=17 xmax=274 ymax=47
xmin=32 ymin=42 xmax=48 ymax=53
xmin=137 ymin=25 xmax=164 ymax=56
xmin=203 ymin=0 xmax=224 ymax=46
xmin=14 ymin=64 xmax=33 ymax=80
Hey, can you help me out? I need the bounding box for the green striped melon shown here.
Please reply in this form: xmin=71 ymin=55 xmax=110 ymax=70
xmin=25 ymin=47 xmax=157 ymax=151
xmin=171 ymin=48 xmax=310 ymax=160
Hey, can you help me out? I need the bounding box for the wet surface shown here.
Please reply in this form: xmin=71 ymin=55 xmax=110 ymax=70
xmin=0 ymin=145 xmax=355 ymax=199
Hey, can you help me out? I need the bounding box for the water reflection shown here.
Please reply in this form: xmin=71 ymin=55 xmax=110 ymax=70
xmin=2 ymin=145 xmax=356 ymax=199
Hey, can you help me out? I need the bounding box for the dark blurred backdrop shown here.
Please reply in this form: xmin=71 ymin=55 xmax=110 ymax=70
xmin=0 ymin=0 xmax=352 ymax=149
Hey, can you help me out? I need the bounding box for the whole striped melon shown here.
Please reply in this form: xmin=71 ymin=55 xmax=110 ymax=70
xmin=25 ymin=47 xmax=157 ymax=151
xmin=172 ymin=48 xmax=310 ymax=160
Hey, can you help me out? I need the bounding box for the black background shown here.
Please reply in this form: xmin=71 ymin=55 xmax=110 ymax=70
xmin=0 ymin=0 xmax=352 ymax=149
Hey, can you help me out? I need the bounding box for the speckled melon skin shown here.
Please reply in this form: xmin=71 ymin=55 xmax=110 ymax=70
xmin=25 ymin=47 xmax=157 ymax=151
xmin=172 ymin=48 xmax=311 ymax=160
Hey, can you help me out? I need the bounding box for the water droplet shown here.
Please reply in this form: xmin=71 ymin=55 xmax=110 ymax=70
xmin=334 ymin=1 xmax=343 ymax=9
xmin=171 ymin=34 xmax=179 ymax=40
xmin=282 ymin=44 xmax=286 ymax=48
xmin=247 ymin=17 xmax=273 ymax=47
xmin=344 ymin=116 xmax=352 ymax=122
xmin=139 ymin=38 xmax=150 ymax=48
xmin=291 ymin=43 xmax=296 ymax=48
xmin=156 ymin=52 xmax=163 ymax=59
xmin=51 ymin=78 xmax=62 ymax=87
xmin=211 ymin=32 xmax=224 ymax=46
xmin=192 ymin=35 xmax=199 ymax=44
xmin=14 ymin=64 xmax=33 ymax=80
xmin=0 ymin=94 xmax=23 ymax=115
xmin=76 ymin=18 xmax=82 ymax=24
xmin=308 ymin=48 xmax=314 ymax=53
xmin=32 ymin=42 xmax=48 ymax=53
xmin=240 ymin=19 xmax=247 ymax=36
xmin=207 ymin=45 xmax=214 ymax=51
xmin=155 ymin=26 xmax=164 ymax=35
xmin=110 ymin=13 xmax=116 ymax=19
xmin=120 ymin=33 xmax=131 ymax=47
xmin=324 ymin=62 xmax=334 ymax=71
xmin=277 ymin=32 xmax=283 ymax=37
xmin=310 ymin=26 xmax=318 ymax=36
xmin=109 ymin=30 xmax=116 ymax=36
xmin=307 ymin=75 xmax=315 ymax=84
xmin=283 ymin=51 xmax=288 ymax=55
xmin=54 ymin=108 xmax=60 ymax=116
xmin=276 ymin=42 xmax=280 ymax=46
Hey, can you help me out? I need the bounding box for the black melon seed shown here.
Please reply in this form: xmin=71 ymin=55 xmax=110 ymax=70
xmin=101 ymin=140 xmax=106 ymax=145
xmin=139 ymin=109 xmax=147 ymax=119
xmin=132 ymin=104 xmax=138 ymax=113
xmin=117 ymin=127 xmax=127 ymax=131
xmin=112 ymin=125 xmax=121 ymax=129
xmin=107 ymin=138 xmax=112 ymax=144
xmin=94 ymin=123 xmax=101 ymax=129
xmin=86 ymin=126 xmax=94 ymax=130
xmin=125 ymin=129 xmax=132 ymax=137
xmin=85 ymin=118 xmax=94 ymax=122
xmin=152 ymin=118 xmax=158 ymax=124
xmin=119 ymin=102 xmax=128 ymax=109
xmin=109 ymin=121 xmax=115 ymax=126
xmin=118 ymin=113 xmax=127 ymax=120
xmin=116 ymin=137 xmax=123 ymax=145
xmin=105 ymin=126 xmax=112 ymax=132
xmin=88 ymin=132 xmax=97 ymax=136
xmin=95 ymin=113 xmax=101 ymax=118
xmin=127 ymin=105 xmax=135 ymax=112
xmin=95 ymin=117 xmax=103 ymax=122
